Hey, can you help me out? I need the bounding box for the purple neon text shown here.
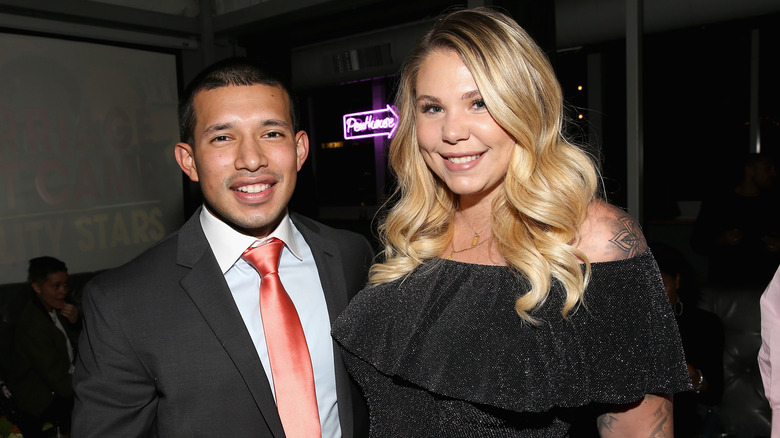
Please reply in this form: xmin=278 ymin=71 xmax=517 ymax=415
xmin=345 ymin=115 xmax=396 ymax=133
xmin=342 ymin=105 xmax=399 ymax=140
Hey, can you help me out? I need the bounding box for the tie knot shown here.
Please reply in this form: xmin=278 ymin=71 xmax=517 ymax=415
xmin=242 ymin=237 xmax=284 ymax=276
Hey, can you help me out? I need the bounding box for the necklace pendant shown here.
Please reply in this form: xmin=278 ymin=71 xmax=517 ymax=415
xmin=471 ymin=235 xmax=479 ymax=247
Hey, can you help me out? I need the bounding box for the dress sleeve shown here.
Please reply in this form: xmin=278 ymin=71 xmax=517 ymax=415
xmin=760 ymin=265 xmax=780 ymax=438
xmin=571 ymin=251 xmax=691 ymax=404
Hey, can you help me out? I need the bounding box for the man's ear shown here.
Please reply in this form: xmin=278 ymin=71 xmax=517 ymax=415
xmin=295 ymin=131 xmax=310 ymax=171
xmin=174 ymin=142 xmax=199 ymax=182
xmin=31 ymin=282 xmax=41 ymax=294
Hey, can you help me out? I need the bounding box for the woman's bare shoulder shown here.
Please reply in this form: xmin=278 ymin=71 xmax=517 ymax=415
xmin=576 ymin=199 xmax=648 ymax=263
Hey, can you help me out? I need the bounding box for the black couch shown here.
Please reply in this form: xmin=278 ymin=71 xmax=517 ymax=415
xmin=699 ymin=284 xmax=772 ymax=437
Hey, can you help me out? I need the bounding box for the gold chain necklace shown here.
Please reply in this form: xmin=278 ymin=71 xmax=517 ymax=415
xmin=448 ymin=236 xmax=491 ymax=259
xmin=458 ymin=210 xmax=490 ymax=247
xmin=447 ymin=211 xmax=492 ymax=259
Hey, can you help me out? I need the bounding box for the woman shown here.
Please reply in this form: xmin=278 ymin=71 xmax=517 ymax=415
xmin=652 ymin=243 xmax=724 ymax=436
xmin=11 ymin=256 xmax=79 ymax=437
xmin=332 ymin=8 xmax=690 ymax=437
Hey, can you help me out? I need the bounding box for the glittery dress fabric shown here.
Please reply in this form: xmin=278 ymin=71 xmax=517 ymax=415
xmin=331 ymin=250 xmax=691 ymax=437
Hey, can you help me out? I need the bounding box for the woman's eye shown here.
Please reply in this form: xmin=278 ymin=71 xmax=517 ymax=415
xmin=473 ymin=99 xmax=486 ymax=110
xmin=421 ymin=104 xmax=443 ymax=114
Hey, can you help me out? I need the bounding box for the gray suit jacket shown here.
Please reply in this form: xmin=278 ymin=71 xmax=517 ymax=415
xmin=72 ymin=209 xmax=373 ymax=437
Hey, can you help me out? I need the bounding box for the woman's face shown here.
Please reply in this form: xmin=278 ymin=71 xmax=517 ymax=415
xmin=414 ymin=49 xmax=516 ymax=204
xmin=32 ymin=271 xmax=69 ymax=312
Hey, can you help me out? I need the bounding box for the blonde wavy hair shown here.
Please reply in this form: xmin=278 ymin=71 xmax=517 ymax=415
xmin=371 ymin=8 xmax=600 ymax=322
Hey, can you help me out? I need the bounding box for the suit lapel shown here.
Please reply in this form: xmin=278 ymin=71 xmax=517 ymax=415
xmin=292 ymin=214 xmax=350 ymax=323
xmin=292 ymin=213 xmax=356 ymax=438
xmin=176 ymin=210 xmax=286 ymax=437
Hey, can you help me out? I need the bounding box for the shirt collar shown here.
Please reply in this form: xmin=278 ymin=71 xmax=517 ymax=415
xmin=199 ymin=206 xmax=303 ymax=274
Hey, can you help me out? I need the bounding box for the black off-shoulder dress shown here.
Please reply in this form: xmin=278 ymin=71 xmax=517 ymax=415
xmin=331 ymin=250 xmax=691 ymax=437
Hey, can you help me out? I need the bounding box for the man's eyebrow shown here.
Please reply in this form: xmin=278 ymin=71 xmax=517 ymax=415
xmin=261 ymin=119 xmax=291 ymax=129
xmin=201 ymin=118 xmax=291 ymax=135
xmin=202 ymin=122 xmax=233 ymax=135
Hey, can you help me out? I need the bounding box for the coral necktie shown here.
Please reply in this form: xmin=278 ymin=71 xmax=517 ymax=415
xmin=242 ymin=238 xmax=321 ymax=437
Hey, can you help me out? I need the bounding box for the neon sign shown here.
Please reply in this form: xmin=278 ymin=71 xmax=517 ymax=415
xmin=343 ymin=105 xmax=399 ymax=140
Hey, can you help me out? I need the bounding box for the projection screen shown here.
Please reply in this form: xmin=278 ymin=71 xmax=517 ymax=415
xmin=0 ymin=32 xmax=182 ymax=283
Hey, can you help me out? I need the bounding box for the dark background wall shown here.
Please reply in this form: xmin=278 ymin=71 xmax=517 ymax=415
xmin=1 ymin=0 xmax=779 ymax=280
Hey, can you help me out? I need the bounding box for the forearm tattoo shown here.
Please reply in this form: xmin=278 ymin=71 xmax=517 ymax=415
xmin=649 ymin=400 xmax=672 ymax=437
xmin=597 ymin=413 xmax=617 ymax=433
xmin=608 ymin=212 xmax=647 ymax=258
xmin=597 ymin=394 xmax=673 ymax=437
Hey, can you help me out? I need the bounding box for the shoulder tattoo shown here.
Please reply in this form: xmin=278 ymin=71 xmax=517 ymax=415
xmin=607 ymin=211 xmax=647 ymax=259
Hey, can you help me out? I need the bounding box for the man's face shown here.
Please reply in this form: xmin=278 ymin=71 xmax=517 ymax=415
xmin=751 ymin=156 xmax=776 ymax=190
xmin=175 ymin=84 xmax=309 ymax=238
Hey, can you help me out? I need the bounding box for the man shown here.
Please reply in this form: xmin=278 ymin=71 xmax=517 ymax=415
xmin=12 ymin=256 xmax=79 ymax=437
xmin=72 ymin=58 xmax=373 ymax=437
xmin=691 ymin=153 xmax=780 ymax=287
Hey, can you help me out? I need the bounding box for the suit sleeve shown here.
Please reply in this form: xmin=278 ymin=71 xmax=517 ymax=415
xmin=760 ymin=265 xmax=780 ymax=438
xmin=72 ymin=280 xmax=158 ymax=438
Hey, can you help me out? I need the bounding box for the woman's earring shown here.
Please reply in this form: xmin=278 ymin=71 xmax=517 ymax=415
xmin=674 ymin=299 xmax=683 ymax=317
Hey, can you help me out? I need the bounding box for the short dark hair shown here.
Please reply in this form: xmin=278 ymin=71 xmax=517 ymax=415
xmin=28 ymin=256 xmax=67 ymax=284
xmin=650 ymin=242 xmax=701 ymax=305
xmin=651 ymin=242 xmax=687 ymax=278
xmin=178 ymin=57 xmax=298 ymax=144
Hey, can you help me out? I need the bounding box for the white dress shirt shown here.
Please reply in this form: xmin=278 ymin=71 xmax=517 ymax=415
xmin=49 ymin=309 xmax=75 ymax=374
xmin=200 ymin=207 xmax=341 ymax=438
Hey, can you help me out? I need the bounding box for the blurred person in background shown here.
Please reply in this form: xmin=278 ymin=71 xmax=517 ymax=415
xmin=653 ymin=242 xmax=725 ymax=437
xmin=10 ymin=256 xmax=79 ymax=437
xmin=692 ymin=153 xmax=780 ymax=288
